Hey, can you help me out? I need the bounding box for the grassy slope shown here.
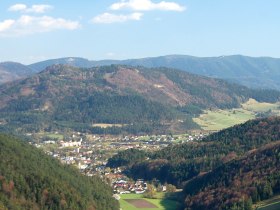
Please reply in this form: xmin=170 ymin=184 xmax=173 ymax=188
xmin=193 ymin=99 xmax=280 ymax=131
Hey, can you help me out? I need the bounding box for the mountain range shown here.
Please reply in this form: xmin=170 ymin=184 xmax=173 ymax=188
xmin=1 ymin=55 xmax=280 ymax=90
xmin=0 ymin=64 xmax=279 ymax=135
xmin=0 ymin=62 xmax=35 ymax=84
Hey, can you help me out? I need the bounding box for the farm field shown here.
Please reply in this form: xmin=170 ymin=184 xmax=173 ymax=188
xmin=194 ymin=99 xmax=280 ymax=131
xmin=119 ymin=193 xmax=179 ymax=210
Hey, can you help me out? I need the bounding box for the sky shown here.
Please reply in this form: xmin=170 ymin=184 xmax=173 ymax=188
xmin=0 ymin=0 xmax=280 ymax=64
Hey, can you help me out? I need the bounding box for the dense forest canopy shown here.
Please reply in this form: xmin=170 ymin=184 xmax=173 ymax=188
xmin=0 ymin=134 xmax=119 ymax=210
xmin=184 ymin=142 xmax=280 ymax=210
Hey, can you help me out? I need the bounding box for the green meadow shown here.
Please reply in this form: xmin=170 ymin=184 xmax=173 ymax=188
xmin=193 ymin=99 xmax=280 ymax=131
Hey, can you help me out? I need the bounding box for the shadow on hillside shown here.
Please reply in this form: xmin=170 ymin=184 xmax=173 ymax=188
xmin=160 ymin=191 xmax=184 ymax=210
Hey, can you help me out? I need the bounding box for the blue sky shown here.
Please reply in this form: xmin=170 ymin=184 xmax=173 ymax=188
xmin=0 ymin=0 xmax=280 ymax=64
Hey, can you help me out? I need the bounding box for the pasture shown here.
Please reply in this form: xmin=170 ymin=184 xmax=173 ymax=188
xmin=193 ymin=109 xmax=254 ymax=131
xmin=193 ymin=99 xmax=280 ymax=131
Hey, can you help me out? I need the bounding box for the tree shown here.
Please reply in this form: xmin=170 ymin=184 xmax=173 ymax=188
xmin=166 ymin=184 xmax=176 ymax=193
xmin=143 ymin=184 xmax=156 ymax=199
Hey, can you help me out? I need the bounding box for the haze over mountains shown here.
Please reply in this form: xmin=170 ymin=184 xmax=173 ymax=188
xmin=0 ymin=62 xmax=35 ymax=84
xmin=1 ymin=55 xmax=280 ymax=90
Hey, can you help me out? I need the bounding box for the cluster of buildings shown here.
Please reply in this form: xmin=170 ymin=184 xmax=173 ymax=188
xmin=31 ymin=131 xmax=207 ymax=179
xmin=113 ymin=179 xmax=148 ymax=194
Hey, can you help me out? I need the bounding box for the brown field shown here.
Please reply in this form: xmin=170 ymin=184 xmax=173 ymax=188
xmin=124 ymin=199 xmax=158 ymax=208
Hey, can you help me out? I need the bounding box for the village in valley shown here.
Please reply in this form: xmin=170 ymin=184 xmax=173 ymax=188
xmin=28 ymin=131 xmax=206 ymax=195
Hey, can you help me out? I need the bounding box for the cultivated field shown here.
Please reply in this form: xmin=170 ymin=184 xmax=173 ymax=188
xmin=119 ymin=193 xmax=179 ymax=210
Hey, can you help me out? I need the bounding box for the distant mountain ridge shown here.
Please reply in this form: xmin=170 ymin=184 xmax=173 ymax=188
xmin=0 ymin=62 xmax=35 ymax=84
xmin=1 ymin=55 xmax=280 ymax=90
xmin=29 ymin=55 xmax=280 ymax=90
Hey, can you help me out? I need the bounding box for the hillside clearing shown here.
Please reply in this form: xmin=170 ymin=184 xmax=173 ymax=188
xmin=193 ymin=99 xmax=280 ymax=131
xmin=193 ymin=109 xmax=254 ymax=131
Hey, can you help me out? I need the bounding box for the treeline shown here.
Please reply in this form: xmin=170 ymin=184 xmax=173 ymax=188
xmin=0 ymin=134 xmax=119 ymax=210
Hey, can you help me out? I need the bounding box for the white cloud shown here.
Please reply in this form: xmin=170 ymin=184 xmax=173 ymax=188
xmin=8 ymin=4 xmax=52 ymax=13
xmin=110 ymin=0 xmax=185 ymax=12
xmin=0 ymin=15 xmax=80 ymax=37
xmin=0 ymin=19 xmax=15 ymax=32
xmin=28 ymin=5 xmax=53 ymax=13
xmin=92 ymin=12 xmax=143 ymax=24
xmin=8 ymin=4 xmax=27 ymax=12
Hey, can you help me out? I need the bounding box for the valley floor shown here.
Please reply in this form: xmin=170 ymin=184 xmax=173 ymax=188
xmin=119 ymin=193 xmax=180 ymax=210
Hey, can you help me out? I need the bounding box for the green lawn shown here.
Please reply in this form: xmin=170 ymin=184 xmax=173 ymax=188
xmin=119 ymin=193 xmax=179 ymax=210
xmin=46 ymin=133 xmax=64 ymax=140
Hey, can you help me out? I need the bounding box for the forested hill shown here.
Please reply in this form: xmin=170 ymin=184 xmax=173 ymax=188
xmin=0 ymin=64 xmax=280 ymax=134
xmin=110 ymin=116 xmax=280 ymax=185
xmin=184 ymin=141 xmax=280 ymax=210
xmin=153 ymin=116 xmax=280 ymax=162
xmin=0 ymin=133 xmax=119 ymax=210
xmin=108 ymin=116 xmax=280 ymax=209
